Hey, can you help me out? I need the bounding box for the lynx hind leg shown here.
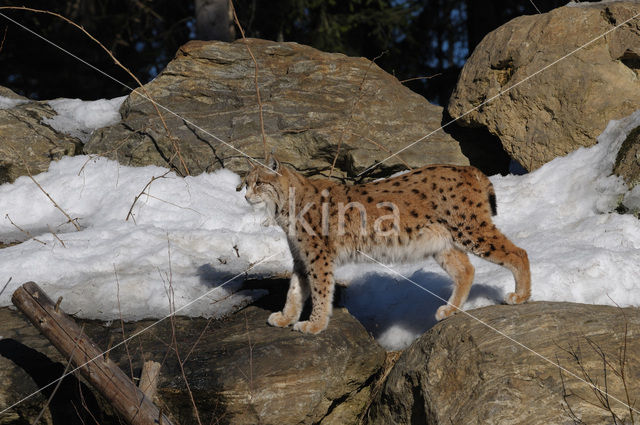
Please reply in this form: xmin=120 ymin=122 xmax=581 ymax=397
xmin=293 ymin=268 xmax=335 ymax=334
xmin=466 ymin=226 xmax=531 ymax=305
xmin=268 ymin=272 xmax=310 ymax=328
xmin=434 ymin=248 xmax=475 ymax=321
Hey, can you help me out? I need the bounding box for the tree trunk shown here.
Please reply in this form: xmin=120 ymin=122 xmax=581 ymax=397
xmin=195 ymin=0 xmax=236 ymax=41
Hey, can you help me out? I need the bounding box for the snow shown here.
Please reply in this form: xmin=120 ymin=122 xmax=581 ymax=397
xmin=0 ymin=96 xmax=29 ymax=109
xmin=0 ymin=158 xmax=289 ymax=321
xmin=1 ymin=97 xmax=640 ymax=351
xmin=42 ymin=96 xmax=126 ymax=142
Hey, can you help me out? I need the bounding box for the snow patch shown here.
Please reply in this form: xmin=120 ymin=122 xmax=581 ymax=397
xmin=42 ymin=96 xmax=126 ymax=142
xmin=0 ymin=96 xmax=29 ymax=110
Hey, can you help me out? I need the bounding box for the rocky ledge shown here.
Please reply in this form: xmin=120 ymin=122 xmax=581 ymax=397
xmin=366 ymin=301 xmax=640 ymax=425
xmin=0 ymin=280 xmax=385 ymax=425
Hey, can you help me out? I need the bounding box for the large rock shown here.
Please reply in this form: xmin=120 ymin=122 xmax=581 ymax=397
xmin=0 ymin=89 xmax=83 ymax=184
xmin=448 ymin=2 xmax=640 ymax=171
xmin=366 ymin=302 xmax=640 ymax=425
xmin=85 ymin=39 xmax=469 ymax=180
xmin=615 ymin=124 xmax=640 ymax=187
xmin=0 ymin=280 xmax=385 ymax=425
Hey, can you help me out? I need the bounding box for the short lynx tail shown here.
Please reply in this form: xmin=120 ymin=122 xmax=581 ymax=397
xmin=473 ymin=168 xmax=497 ymax=216
xmin=488 ymin=191 xmax=497 ymax=216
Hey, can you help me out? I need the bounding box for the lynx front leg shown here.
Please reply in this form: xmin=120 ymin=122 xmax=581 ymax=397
xmin=293 ymin=265 xmax=335 ymax=334
xmin=268 ymin=272 xmax=310 ymax=328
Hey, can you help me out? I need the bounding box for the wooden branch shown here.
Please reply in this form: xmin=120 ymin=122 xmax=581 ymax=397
xmin=11 ymin=282 xmax=175 ymax=425
xmin=139 ymin=361 xmax=161 ymax=401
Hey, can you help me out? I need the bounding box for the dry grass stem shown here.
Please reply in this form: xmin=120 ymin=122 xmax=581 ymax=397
xmin=31 ymin=325 xmax=83 ymax=425
xmin=244 ymin=312 xmax=254 ymax=399
xmin=558 ymin=318 xmax=637 ymax=424
xmin=162 ymin=237 xmax=204 ymax=425
xmin=114 ymin=265 xmax=136 ymax=384
xmin=76 ymin=380 xmax=102 ymax=425
xmin=348 ymin=130 xmax=413 ymax=171
xmin=329 ymin=52 xmax=384 ymax=178
xmin=77 ymin=136 xmax=132 ymax=176
xmin=182 ymin=317 xmax=214 ymax=364
xmin=359 ymin=351 xmax=402 ymax=425
xmin=230 ymin=2 xmax=268 ymax=160
xmin=0 ymin=277 xmax=11 ymax=298
xmin=139 ymin=192 xmax=202 ymax=216
xmin=399 ymin=73 xmax=442 ymax=83
xmin=47 ymin=224 xmax=66 ymax=248
xmin=0 ymin=25 xmax=7 ymax=53
xmin=5 ymin=214 xmax=46 ymax=245
xmin=125 ymin=171 xmax=171 ymax=222
xmin=6 ymin=141 xmax=81 ymax=231
xmin=27 ymin=171 xmax=81 ymax=231
xmin=0 ymin=6 xmax=190 ymax=176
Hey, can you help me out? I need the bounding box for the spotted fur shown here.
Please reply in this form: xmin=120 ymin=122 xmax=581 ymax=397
xmin=243 ymin=156 xmax=531 ymax=334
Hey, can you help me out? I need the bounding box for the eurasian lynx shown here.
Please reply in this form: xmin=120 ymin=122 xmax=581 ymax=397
xmin=243 ymin=156 xmax=531 ymax=334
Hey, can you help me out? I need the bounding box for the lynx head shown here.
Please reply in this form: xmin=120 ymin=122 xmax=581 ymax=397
xmin=242 ymin=156 xmax=288 ymax=216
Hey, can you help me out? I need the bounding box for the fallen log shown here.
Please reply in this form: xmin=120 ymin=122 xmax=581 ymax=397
xmin=11 ymin=281 xmax=174 ymax=425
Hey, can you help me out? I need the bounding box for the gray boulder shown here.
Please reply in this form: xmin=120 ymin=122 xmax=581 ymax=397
xmin=0 ymin=88 xmax=82 ymax=184
xmin=448 ymin=1 xmax=640 ymax=171
xmin=0 ymin=281 xmax=385 ymax=425
xmin=85 ymin=39 xmax=469 ymax=180
xmin=366 ymin=302 xmax=640 ymax=425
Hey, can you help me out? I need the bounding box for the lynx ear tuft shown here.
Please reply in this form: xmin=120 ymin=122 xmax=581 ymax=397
xmin=266 ymin=154 xmax=280 ymax=172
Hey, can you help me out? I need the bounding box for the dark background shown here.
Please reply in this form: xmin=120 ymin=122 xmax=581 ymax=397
xmin=0 ymin=0 xmax=582 ymax=105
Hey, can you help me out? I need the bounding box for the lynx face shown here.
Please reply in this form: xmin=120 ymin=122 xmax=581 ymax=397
xmin=242 ymin=156 xmax=531 ymax=334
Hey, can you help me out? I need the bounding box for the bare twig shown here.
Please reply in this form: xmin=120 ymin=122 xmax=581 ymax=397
xmin=138 ymin=192 xmax=202 ymax=217
xmin=348 ymin=130 xmax=413 ymax=171
xmin=27 ymin=171 xmax=81 ymax=231
xmin=47 ymin=224 xmax=66 ymax=248
xmin=358 ymin=351 xmax=401 ymax=425
xmin=329 ymin=52 xmax=385 ymax=178
xmin=114 ymin=265 xmax=136 ymax=384
xmin=70 ymin=401 xmax=88 ymax=425
xmin=77 ymin=135 xmax=133 ymax=176
xmin=230 ymin=1 xmax=268 ymax=160
xmin=0 ymin=25 xmax=7 ymax=53
xmin=558 ymin=354 xmax=588 ymax=425
xmin=163 ymin=238 xmax=203 ymax=425
xmin=5 ymin=142 xmax=81 ymax=231
xmin=244 ymin=312 xmax=254 ymax=399
xmin=76 ymin=380 xmax=102 ymax=425
xmin=558 ymin=323 xmax=637 ymax=425
xmin=0 ymin=277 xmax=11 ymax=298
xmin=5 ymin=214 xmax=46 ymax=245
xmin=0 ymin=6 xmax=190 ymax=176
xmin=125 ymin=171 xmax=171 ymax=222
xmin=399 ymin=73 xmax=442 ymax=84
xmin=182 ymin=317 xmax=214 ymax=364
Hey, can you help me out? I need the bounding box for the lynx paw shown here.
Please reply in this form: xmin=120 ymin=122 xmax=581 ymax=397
xmin=435 ymin=304 xmax=457 ymax=321
xmin=292 ymin=320 xmax=327 ymax=334
xmin=267 ymin=312 xmax=295 ymax=328
xmin=505 ymin=292 xmax=529 ymax=305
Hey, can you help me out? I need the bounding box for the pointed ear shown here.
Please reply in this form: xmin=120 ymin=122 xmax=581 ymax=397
xmin=266 ymin=154 xmax=280 ymax=172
